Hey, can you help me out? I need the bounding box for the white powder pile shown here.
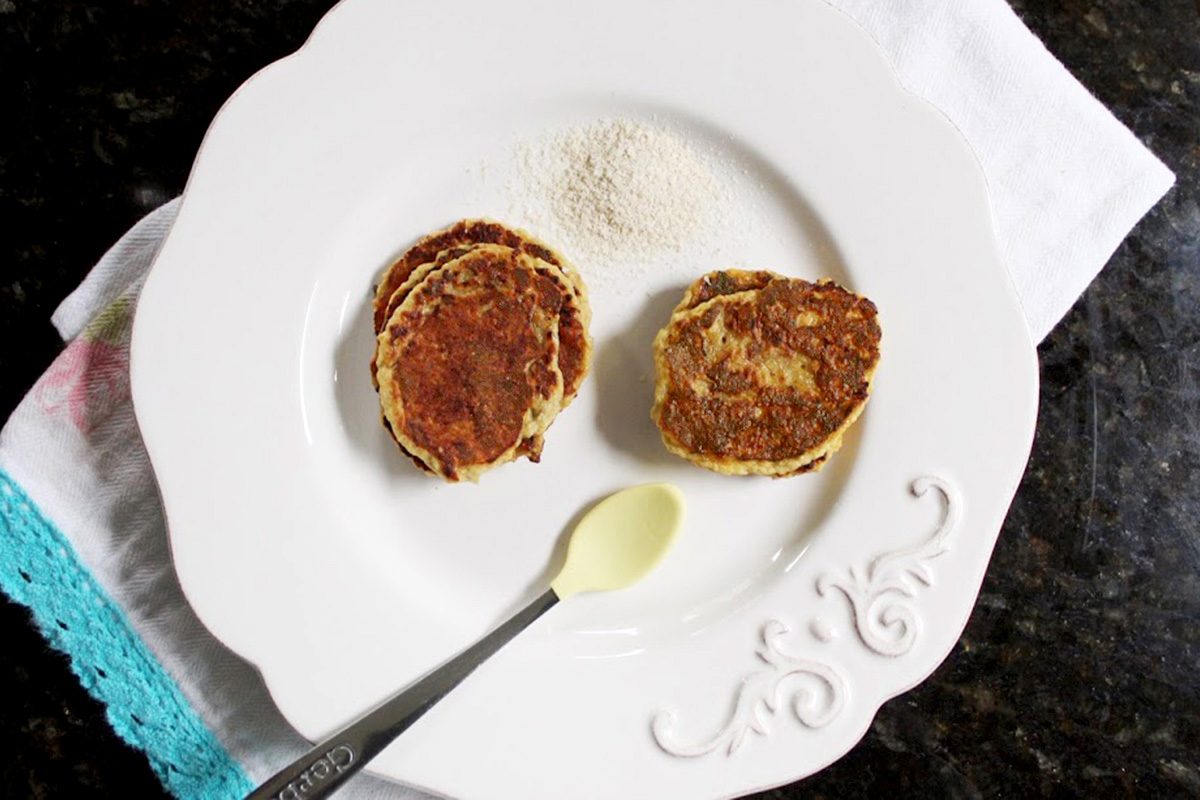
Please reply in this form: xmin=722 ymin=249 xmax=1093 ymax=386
xmin=511 ymin=119 xmax=728 ymax=279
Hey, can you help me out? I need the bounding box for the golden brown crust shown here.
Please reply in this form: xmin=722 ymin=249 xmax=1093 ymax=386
xmin=376 ymin=248 xmax=584 ymax=468
xmin=369 ymin=244 xmax=476 ymax=392
xmin=652 ymin=272 xmax=880 ymax=477
xmin=376 ymin=246 xmax=567 ymax=481
xmin=372 ymin=220 xmax=591 ymax=404
xmin=372 ymin=219 xmax=563 ymax=332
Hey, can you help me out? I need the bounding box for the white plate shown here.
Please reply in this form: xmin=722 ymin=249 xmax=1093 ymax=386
xmin=131 ymin=0 xmax=1038 ymax=797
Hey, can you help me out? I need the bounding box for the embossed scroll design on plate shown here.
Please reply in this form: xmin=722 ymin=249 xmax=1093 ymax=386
xmin=653 ymin=476 xmax=960 ymax=758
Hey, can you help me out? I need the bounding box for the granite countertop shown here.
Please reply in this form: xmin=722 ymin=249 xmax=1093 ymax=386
xmin=1 ymin=1 xmax=1197 ymax=797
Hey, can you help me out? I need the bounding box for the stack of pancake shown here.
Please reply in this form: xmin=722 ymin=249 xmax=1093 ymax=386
xmin=372 ymin=220 xmax=592 ymax=482
xmin=651 ymin=270 xmax=881 ymax=477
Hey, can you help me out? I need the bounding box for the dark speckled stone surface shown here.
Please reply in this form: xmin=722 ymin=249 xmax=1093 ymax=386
xmin=1 ymin=1 xmax=1197 ymax=797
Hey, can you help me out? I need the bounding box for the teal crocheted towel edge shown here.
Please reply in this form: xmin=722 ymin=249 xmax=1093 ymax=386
xmin=0 ymin=469 xmax=253 ymax=800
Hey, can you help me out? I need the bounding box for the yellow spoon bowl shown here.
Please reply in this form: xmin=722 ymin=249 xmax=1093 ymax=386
xmin=551 ymin=483 xmax=686 ymax=599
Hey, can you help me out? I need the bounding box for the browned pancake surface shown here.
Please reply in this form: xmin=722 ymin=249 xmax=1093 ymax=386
xmin=376 ymin=247 xmax=566 ymax=481
xmin=653 ymin=274 xmax=880 ymax=474
xmin=372 ymin=219 xmax=561 ymax=332
xmin=374 ymin=220 xmax=590 ymax=404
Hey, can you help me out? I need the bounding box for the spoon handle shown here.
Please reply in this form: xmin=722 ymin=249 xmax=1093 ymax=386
xmin=245 ymin=588 xmax=560 ymax=800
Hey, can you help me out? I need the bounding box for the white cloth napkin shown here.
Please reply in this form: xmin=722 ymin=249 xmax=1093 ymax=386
xmin=838 ymin=0 xmax=1173 ymax=340
xmin=0 ymin=1 xmax=1174 ymax=797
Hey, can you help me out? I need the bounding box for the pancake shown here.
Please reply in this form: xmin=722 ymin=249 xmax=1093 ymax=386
xmin=373 ymin=242 xmax=587 ymax=470
xmin=376 ymin=245 xmax=567 ymax=482
xmin=373 ymin=219 xmax=592 ymax=405
xmin=651 ymin=272 xmax=880 ymax=477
